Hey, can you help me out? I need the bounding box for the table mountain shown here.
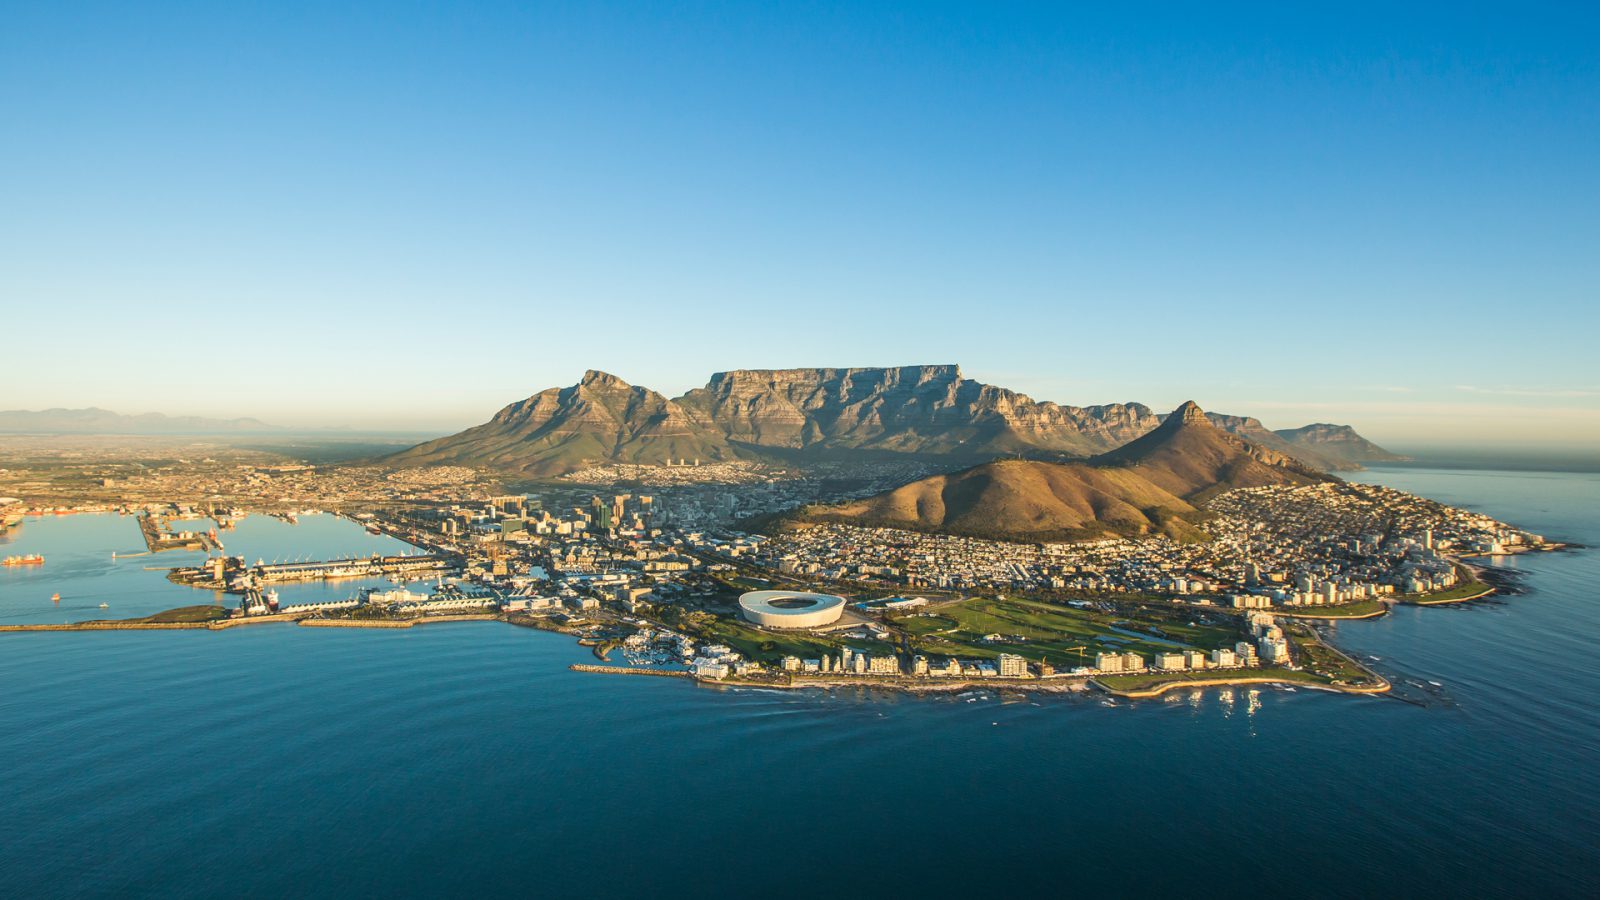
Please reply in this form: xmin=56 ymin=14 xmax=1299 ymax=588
xmin=675 ymin=364 xmax=1158 ymax=457
xmin=386 ymin=367 xmax=1397 ymax=477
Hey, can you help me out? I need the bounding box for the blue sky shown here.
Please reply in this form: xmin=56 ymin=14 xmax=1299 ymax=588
xmin=2 ymin=1 xmax=1596 ymax=451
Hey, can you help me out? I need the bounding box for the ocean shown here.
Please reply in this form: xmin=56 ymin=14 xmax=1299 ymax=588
xmin=1 ymin=469 xmax=1596 ymax=898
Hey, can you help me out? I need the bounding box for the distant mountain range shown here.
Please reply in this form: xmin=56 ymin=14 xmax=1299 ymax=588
xmin=1272 ymin=423 xmax=1406 ymax=467
xmin=0 ymin=408 xmax=280 ymax=435
xmin=388 ymin=365 xmax=1401 ymax=476
xmin=777 ymin=401 xmax=1333 ymax=542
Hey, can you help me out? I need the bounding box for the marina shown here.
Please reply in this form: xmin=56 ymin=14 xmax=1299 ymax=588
xmin=0 ymin=511 xmax=432 ymax=625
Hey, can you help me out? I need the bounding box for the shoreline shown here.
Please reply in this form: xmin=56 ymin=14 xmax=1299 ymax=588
xmin=570 ymin=665 xmax=1391 ymax=700
xmin=1411 ymin=587 xmax=1496 ymax=606
xmin=1090 ymin=674 xmax=1391 ymax=699
xmin=1400 ymin=559 xmax=1503 ymax=606
xmin=703 ymin=673 xmax=1093 ymax=694
xmin=1272 ymin=605 xmax=1390 ymax=621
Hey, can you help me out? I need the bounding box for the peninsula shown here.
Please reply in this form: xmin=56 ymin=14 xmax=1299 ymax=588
xmin=0 ymin=369 xmax=1557 ymax=703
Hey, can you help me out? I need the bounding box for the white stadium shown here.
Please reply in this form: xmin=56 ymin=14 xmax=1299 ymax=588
xmin=737 ymin=590 xmax=846 ymax=629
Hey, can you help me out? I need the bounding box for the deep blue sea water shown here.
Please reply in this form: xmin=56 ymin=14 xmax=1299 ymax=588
xmin=1 ymin=470 xmax=1597 ymax=899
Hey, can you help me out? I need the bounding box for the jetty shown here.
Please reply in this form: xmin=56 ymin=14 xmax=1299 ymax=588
xmin=137 ymin=513 xmax=219 ymax=553
xmin=569 ymin=664 xmax=691 ymax=678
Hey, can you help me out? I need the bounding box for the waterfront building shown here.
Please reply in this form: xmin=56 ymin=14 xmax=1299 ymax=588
xmin=693 ymin=659 xmax=730 ymax=679
xmin=280 ymin=598 xmax=362 ymax=615
xmin=866 ymin=655 xmax=900 ymax=675
xmin=997 ymin=653 xmax=1028 ymax=677
xmin=1260 ymin=638 xmax=1290 ymax=664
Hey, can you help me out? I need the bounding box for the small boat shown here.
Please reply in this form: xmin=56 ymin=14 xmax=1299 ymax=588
xmin=3 ymin=554 xmax=44 ymax=567
xmin=98 ymin=602 xmax=109 ymax=609
xmin=51 ymin=593 xmax=61 ymax=602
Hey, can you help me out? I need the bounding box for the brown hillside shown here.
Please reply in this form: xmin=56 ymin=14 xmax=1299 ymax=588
xmin=794 ymin=458 xmax=1206 ymax=542
xmin=1094 ymin=401 xmax=1331 ymax=501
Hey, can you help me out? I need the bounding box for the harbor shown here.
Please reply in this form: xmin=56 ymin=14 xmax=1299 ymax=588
xmin=136 ymin=511 xmax=221 ymax=553
xmin=0 ymin=510 xmax=435 ymax=626
xmin=169 ymin=551 xmax=461 ymax=592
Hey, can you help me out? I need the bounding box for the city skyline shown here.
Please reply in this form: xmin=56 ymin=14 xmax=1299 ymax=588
xmin=3 ymin=2 xmax=1596 ymax=450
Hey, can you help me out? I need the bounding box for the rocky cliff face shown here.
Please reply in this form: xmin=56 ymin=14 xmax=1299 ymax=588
xmin=1202 ymin=411 xmax=1297 ymax=453
xmin=676 ymin=365 xmax=1158 ymax=457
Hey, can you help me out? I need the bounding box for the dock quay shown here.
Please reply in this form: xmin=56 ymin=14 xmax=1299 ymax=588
xmin=569 ymin=664 xmax=691 ymax=678
xmin=252 ymin=553 xmax=458 ymax=584
xmin=137 ymin=512 xmax=218 ymax=553
xmin=299 ymin=614 xmax=501 ymax=629
xmin=171 ymin=552 xmax=462 ymax=590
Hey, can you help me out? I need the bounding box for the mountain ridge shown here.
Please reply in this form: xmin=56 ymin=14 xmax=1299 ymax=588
xmin=778 ymin=401 xmax=1333 ymax=542
xmin=1274 ymin=423 xmax=1409 ymax=468
xmin=1094 ymin=400 xmax=1332 ymax=502
xmin=385 ymin=367 xmax=1400 ymax=476
xmin=0 ymin=407 xmax=280 ymax=435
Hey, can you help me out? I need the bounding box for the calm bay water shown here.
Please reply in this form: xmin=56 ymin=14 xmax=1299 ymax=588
xmin=1 ymin=470 xmax=1598 ymax=898
xmin=0 ymin=513 xmax=429 ymax=625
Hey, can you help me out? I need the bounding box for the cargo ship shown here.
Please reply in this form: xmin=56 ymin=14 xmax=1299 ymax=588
xmin=3 ymin=554 xmax=45 ymax=567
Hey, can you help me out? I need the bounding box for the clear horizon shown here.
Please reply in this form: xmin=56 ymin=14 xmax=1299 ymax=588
xmin=3 ymin=2 xmax=1596 ymax=450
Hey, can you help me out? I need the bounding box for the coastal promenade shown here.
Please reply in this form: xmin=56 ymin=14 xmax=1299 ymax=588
xmin=1413 ymin=586 xmax=1496 ymax=605
xmin=1092 ymin=674 xmax=1391 ymax=699
xmin=1274 ymin=604 xmax=1391 ymax=621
